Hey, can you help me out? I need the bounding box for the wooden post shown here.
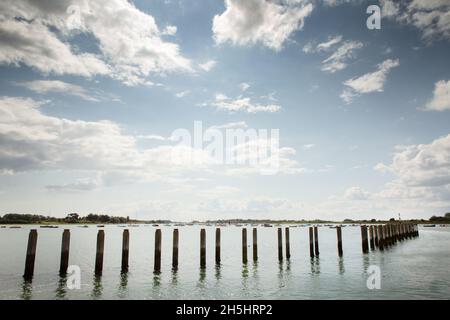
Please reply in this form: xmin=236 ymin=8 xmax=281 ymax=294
xmin=314 ymin=226 xmax=320 ymax=256
xmin=59 ymin=229 xmax=70 ymax=275
xmin=277 ymin=227 xmax=283 ymax=261
xmin=361 ymin=226 xmax=369 ymax=254
xmin=23 ymin=229 xmax=38 ymax=280
xmin=242 ymin=228 xmax=248 ymax=264
xmin=172 ymin=229 xmax=179 ymax=270
xmin=309 ymin=227 xmax=314 ymax=258
xmin=200 ymin=228 xmax=206 ymax=269
xmin=369 ymin=226 xmax=375 ymax=250
xmin=378 ymin=225 xmax=384 ymax=250
xmin=154 ymin=229 xmax=161 ymax=273
xmin=215 ymin=228 xmax=220 ymax=265
xmin=285 ymin=227 xmax=291 ymax=260
xmin=95 ymin=230 xmax=105 ymax=276
xmin=374 ymin=225 xmax=379 ymax=247
xmin=336 ymin=226 xmax=343 ymax=257
xmin=252 ymin=228 xmax=258 ymax=262
xmin=121 ymin=229 xmax=129 ymax=272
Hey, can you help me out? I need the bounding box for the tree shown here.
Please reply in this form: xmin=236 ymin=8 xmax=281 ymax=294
xmin=445 ymin=213 xmax=450 ymax=219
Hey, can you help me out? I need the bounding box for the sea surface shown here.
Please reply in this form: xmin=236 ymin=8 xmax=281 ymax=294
xmin=0 ymin=224 xmax=449 ymax=300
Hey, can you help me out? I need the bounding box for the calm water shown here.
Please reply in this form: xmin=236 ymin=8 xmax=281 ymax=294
xmin=0 ymin=224 xmax=449 ymax=300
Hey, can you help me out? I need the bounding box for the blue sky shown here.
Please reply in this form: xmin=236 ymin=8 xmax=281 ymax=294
xmin=0 ymin=0 xmax=450 ymax=221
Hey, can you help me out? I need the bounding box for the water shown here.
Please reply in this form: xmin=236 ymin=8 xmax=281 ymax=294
xmin=0 ymin=225 xmax=449 ymax=300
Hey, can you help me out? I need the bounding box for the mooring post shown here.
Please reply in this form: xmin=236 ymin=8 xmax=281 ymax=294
xmin=154 ymin=229 xmax=162 ymax=273
xmin=369 ymin=226 xmax=375 ymax=250
xmin=336 ymin=226 xmax=343 ymax=257
xmin=252 ymin=228 xmax=258 ymax=262
xmin=95 ymin=230 xmax=105 ymax=276
xmin=314 ymin=226 xmax=320 ymax=256
xmin=285 ymin=227 xmax=291 ymax=260
xmin=378 ymin=225 xmax=384 ymax=250
xmin=309 ymin=227 xmax=314 ymax=258
xmin=215 ymin=228 xmax=220 ymax=265
xmin=59 ymin=229 xmax=70 ymax=275
xmin=399 ymin=224 xmax=404 ymax=241
xmin=172 ymin=228 xmax=179 ymax=270
xmin=200 ymin=228 xmax=206 ymax=269
xmin=374 ymin=225 xmax=379 ymax=248
xmin=242 ymin=228 xmax=248 ymax=264
xmin=361 ymin=225 xmax=369 ymax=253
xmin=121 ymin=229 xmax=129 ymax=272
xmin=277 ymin=227 xmax=283 ymax=261
xmin=23 ymin=229 xmax=38 ymax=281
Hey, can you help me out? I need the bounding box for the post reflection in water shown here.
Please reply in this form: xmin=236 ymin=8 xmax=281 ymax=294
xmin=338 ymin=257 xmax=345 ymax=275
xmin=310 ymin=257 xmax=321 ymax=275
xmin=118 ymin=271 xmax=128 ymax=298
xmin=55 ymin=275 xmax=67 ymax=299
xmin=91 ymin=275 xmax=103 ymax=300
xmin=214 ymin=264 xmax=221 ymax=281
xmin=20 ymin=280 xmax=32 ymax=300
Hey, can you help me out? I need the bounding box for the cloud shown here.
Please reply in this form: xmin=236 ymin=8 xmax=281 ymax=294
xmin=424 ymin=80 xmax=450 ymax=111
xmin=204 ymin=93 xmax=282 ymax=113
xmin=381 ymin=0 xmax=450 ymax=42
xmin=175 ymin=90 xmax=190 ymax=98
xmin=0 ymin=0 xmax=192 ymax=85
xmin=162 ymin=25 xmax=177 ymax=36
xmin=198 ymin=60 xmax=217 ymax=72
xmin=46 ymin=178 xmax=99 ymax=192
xmin=303 ymin=36 xmax=363 ymax=73
xmin=212 ymin=0 xmax=313 ymax=51
xmin=239 ymin=83 xmax=251 ymax=92
xmin=344 ymin=186 xmax=371 ymax=200
xmin=321 ymin=40 xmax=363 ymax=73
xmin=16 ymin=80 xmax=98 ymax=102
xmin=208 ymin=121 xmax=248 ymax=130
xmin=341 ymin=58 xmax=400 ymax=103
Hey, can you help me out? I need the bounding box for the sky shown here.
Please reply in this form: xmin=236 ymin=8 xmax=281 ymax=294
xmin=0 ymin=0 xmax=450 ymax=221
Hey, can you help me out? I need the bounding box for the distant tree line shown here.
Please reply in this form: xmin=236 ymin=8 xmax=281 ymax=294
xmin=429 ymin=213 xmax=450 ymax=222
xmin=0 ymin=213 xmax=132 ymax=224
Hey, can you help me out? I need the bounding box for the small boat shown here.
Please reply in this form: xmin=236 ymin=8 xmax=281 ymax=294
xmin=40 ymin=225 xmax=59 ymax=228
xmin=78 ymin=225 xmax=89 ymax=228
xmin=1 ymin=226 xmax=6 ymax=228
xmin=423 ymin=224 xmax=436 ymax=227
xmin=174 ymin=223 xmax=185 ymax=227
xmin=263 ymin=224 xmax=273 ymax=227
xmin=152 ymin=224 xmax=159 ymax=227
xmin=97 ymin=225 xmax=105 ymax=228
xmin=9 ymin=226 xmax=21 ymax=229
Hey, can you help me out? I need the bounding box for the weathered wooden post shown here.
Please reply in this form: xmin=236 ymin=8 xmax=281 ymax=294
xmin=172 ymin=229 xmax=179 ymax=270
xmin=59 ymin=229 xmax=70 ymax=275
xmin=336 ymin=226 xmax=343 ymax=257
xmin=378 ymin=225 xmax=384 ymax=250
xmin=314 ymin=226 xmax=320 ymax=256
xmin=23 ymin=229 xmax=38 ymax=280
xmin=200 ymin=228 xmax=206 ymax=268
xmin=277 ymin=227 xmax=283 ymax=261
xmin=215 ymin=228 xmax=220 ymax=265
xmin=154 ymin=229 xmax=162 ymax=273
xmin=399 ymin=224 xmax=404 ymax=240
xmin=374 ymin=225 xmax=379 ymax=247
xmin=309 ymin=227 xmax=314 ymax=258
xmin=95 ymin=230 xmax=105 ymax=276
xmin=252 ymin=228 xmax=258 ymax=262
xmin=285 ymin=227 xmax=291 ymax=259
xmin=121 ymin=229 xmax=129 ymax=273
xmin=361 ymin=225 xmax=369 ymax=253
xmin=242 ymin=228 xmax=248 ymax=264
xmin=369 ymin=226 xmax=375 ymax=250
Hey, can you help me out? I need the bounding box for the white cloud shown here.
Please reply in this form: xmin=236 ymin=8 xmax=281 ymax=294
xmin=239 ymin=83 xmax=251 ymax=92
xmin=381 ymin=0 xmax=450 ymax=42
xmin=0 ymin=0 xmax=192 ymax=85
xmin=303 ymin=144 xmax=315 ymax=149
xmin=46 ymin=178 xmax=100 ymax=192
xmin=303 ymin=36 xmax=363 ymax=73
xmin=175 ymin=90 xmax=190 ymax=98
xmin=321 ymin=40 xmax=363 ymax=73
xmin=341 ymin=58 xmax=400 ymax=103
xmin=208 ymin=121 xmax=248 ymax=130
xmin=162 ymin=25 xmax=177 ymax=36
xmin=344 ymin=186 xmax=371 ymax=200
xmin=212 ymin=0 xmax=313 ymax=51
xmin=198 ymin=60 xmax=217 ymax=72
xmin=17 ymin=80 xmax=98 ymax=102
xmin=424 ymin=80 xmax=450 ymax=111
xmin=206 ymin=94 xmax=282 ymax=113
